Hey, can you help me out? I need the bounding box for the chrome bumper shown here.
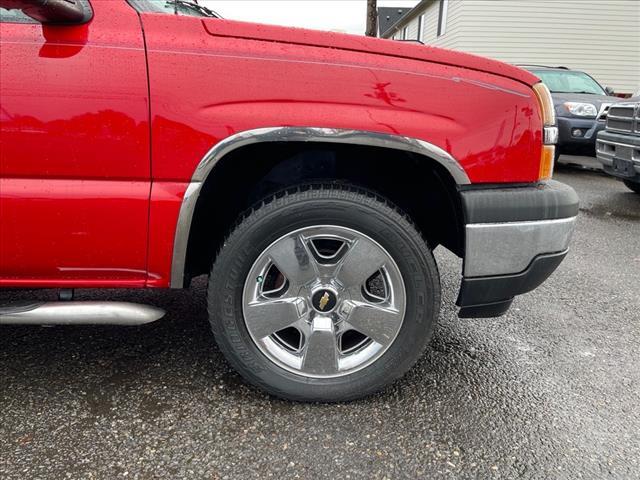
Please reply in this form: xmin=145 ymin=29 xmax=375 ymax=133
xmin=596 ymin=131 xmax=640 ymax=179
xmin=464 ymin=217 xmax=576 ymax=278
xmin=456 ymin=180 xmax=579 ymax=318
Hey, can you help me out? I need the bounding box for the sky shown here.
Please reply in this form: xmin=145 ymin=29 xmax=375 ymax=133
xmin=202 ymin=1 xmax=419 ymax=35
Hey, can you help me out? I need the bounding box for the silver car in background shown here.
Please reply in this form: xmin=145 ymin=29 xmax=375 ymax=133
xmin=596 ymin=102 xmax=640 ymax=193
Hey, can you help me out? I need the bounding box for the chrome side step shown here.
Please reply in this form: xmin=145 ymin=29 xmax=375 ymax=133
xmin=0 ymin=301 xmax=165 ymax=325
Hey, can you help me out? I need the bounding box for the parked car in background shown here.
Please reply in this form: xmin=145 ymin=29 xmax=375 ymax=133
xmin=0 ymin=0 xmax=579 ymax=402
xmin=596 ymin=102 xmax=640 ymax=193
xmin=521 ymin=65 xmax=619 ymax=159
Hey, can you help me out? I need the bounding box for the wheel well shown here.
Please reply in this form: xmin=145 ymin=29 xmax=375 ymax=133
xmin=183 ymin=142 xmax=464 ymax=283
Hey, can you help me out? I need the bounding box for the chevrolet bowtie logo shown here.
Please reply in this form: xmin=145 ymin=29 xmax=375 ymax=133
xmin=318 ymin=292 xmax=330 ymax=311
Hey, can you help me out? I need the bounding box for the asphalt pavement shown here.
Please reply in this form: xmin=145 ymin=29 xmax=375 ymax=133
xmin=1 ymin=156 xmax=639 ymax=479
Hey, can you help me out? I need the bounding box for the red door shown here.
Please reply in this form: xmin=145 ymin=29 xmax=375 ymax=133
xmin=0 ymin=1 xmax=150 ymax=287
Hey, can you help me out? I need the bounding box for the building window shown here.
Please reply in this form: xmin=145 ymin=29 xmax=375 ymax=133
xmin=417 ymin=14 xmax=425 ymax=41
xmin=402 ymin=27 xmax=407 ymax=40
xmin=437 ymin=0 xmax=449 ymax=37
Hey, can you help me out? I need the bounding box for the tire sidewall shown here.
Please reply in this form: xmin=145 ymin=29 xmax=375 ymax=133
xmin=209 ymin=187 xmax=440 ymax=401
xmin=623 ymin=180 xmax=640 ymax=194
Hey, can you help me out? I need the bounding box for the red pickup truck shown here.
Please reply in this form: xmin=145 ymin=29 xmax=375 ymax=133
xmin=0 ymin=0 xmax=578 ymax=401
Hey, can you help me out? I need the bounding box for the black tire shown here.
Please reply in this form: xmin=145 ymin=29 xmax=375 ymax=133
xmin=623 ymin=180 xmax=640 ymax=194
xmin=207 ymin=184 xmax=441 ymax=402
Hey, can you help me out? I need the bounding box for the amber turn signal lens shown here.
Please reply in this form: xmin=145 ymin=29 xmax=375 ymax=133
xmin=539 ymin=145 xmax=555 ymax=181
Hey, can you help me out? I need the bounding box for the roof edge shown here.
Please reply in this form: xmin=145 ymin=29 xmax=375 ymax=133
xmin=381 ymin=0 xmax=431 ymax=38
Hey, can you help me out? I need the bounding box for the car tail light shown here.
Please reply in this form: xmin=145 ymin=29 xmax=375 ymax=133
xmin=533 ymin=82 xmax=558 ymax=181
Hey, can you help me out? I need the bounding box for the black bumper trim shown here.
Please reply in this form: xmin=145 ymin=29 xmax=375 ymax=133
xmin=602 ymin=165 xmax=640 ymax=183
xmin=456 ymin=250 xmax=568 ymax=316
xmin=458 ymin=299 xmax=513 ymax=319
xmin=460 ymin=180 xmax=579 ymax=224
xmin=557 ymin=116 xmax=603 ymax=146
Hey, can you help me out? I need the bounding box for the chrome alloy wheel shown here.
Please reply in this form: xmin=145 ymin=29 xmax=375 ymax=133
xmin=242 ymin=225 xmax=406 ymax=378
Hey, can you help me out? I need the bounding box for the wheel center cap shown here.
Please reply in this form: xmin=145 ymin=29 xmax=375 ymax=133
xmin=311 ymin=288 xmax=338 ymax=313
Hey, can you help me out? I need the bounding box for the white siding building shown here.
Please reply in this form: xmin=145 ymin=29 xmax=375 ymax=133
xmin=382 ymin=0 xmax=640 ymax=95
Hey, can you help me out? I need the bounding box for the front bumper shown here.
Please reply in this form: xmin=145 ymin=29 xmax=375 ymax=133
xmin=456 ymin=180 xmax=579 ymax=318
xmin=596 ymin=130 xmax=640 ymax=183
xmin=557 ymin=116 xmax=605 ymax=149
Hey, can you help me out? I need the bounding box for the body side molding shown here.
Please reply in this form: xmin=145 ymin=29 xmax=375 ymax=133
xmin=170 ymin=127 xmax=470 ymax=288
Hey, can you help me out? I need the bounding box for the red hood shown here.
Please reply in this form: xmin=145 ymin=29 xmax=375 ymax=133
xmin=202 ymin=18 xmax=539 ymax=87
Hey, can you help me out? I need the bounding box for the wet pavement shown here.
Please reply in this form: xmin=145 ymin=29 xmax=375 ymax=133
xmin=1 ymin=156 xmax=639 ymax=479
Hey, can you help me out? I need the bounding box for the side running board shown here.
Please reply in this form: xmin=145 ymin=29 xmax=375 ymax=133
xmin=0 ymin=301 xmax=165 ymax=325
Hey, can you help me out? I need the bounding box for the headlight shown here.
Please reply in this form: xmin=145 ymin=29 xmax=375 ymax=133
xmin=564 ymin=102 xmax=597 ymax=117
xmin=533 ymin=82 xmax=557 ymax=181
xmin=533 ymin=83 xmax=556 ymax=126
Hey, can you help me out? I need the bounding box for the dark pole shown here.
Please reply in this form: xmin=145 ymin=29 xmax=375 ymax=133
xmin=366 ymin=0 xmax=378 ymax=37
